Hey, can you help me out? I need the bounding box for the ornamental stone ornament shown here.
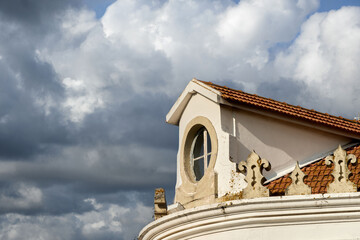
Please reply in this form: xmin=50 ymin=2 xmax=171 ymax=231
xmin=154 ymin=188 xmax=167 ymax=220
xmin=286 ymin=162 xmax=311 ymax=196
xmin=238 ymin=151 xmax=271 ymax=199
xmin=325 ymin=145 xmax=357 ymax=193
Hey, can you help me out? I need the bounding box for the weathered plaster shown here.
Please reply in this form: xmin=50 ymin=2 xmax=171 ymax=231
xmin=325 ymin=145 xmax=357 ymax=193
xmin=176 ymin=101 xmax=220 ymax=208
xmin=154 ymin=188 xmax=167 ymax=220
xmin=221 ymin=106 xmax=352 ymax=179
xmin=238 ymin=151 xmax=271 ymax=199
xmin=285 ymin=162 xmax=311 ymax=196
xmin=170 ymin=79 xmax=356 ymax=208
xmin=139 ymin=193 xmax=360 ymax=240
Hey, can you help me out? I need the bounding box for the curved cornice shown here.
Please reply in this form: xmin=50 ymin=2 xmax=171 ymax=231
xmin=139 ymin=193 xmax=360 ymax=240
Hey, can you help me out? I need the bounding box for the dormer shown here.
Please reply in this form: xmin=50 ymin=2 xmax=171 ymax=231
xmin=166 ymin=79 xmax=360 ymax=209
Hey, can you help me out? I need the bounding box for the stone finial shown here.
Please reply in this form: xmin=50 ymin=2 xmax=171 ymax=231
xmin=285 ymin=162 xmax=311 ymax=196
xmin=325 ymin=145 xmax=357 ymax=193
xmin=238 ymin=151 xmax=271 ymax=199
xmin=154 ymin=188 xmax=167 ymax=220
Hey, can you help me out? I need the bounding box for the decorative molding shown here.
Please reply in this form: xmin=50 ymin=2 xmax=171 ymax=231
xmin=286 ymin=162 xmax=311 ymax=196
xmin=176 ymin=116 xmax=218 ymax=209
xmin=154 ymin=188 xmax=167 ymax=220
xmin=325 ymin=145 xmax=357 ymax=193
xmin=238 ymin=151 xmax=271 ymax=199
xmin=139 ymin=193 xmax=360 ymax=240
xmin=167 ymin=202 xmax=185 ymax=214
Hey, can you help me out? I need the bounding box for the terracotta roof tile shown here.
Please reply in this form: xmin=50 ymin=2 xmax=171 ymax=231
xmin=200 ymin=81 xmax=360 ymax=135
xmin=199 ymin=81 xmax=360 ymax=195
xmin=266 ymin=144 xmax=360 ymax=195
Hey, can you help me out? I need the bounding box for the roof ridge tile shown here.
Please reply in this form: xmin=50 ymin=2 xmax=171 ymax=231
xmin=198 ymin=80 xmax=360 ymax=135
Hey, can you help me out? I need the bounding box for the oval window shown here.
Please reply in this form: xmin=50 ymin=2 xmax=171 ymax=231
xmin=190 ymin=127 xmax=212 ymax=181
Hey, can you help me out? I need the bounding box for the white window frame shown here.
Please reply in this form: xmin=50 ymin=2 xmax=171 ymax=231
xmin=190 ymin=127 xmax=212 ymax=181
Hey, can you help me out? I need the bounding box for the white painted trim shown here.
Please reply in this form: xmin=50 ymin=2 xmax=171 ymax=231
xmin=166 ymin=79 xmax=222 ymax=125
xmin=139 ymin=193 xmax=360 ymax=240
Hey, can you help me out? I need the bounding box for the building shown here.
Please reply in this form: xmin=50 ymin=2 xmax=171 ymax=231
xmin=139 ymin=79 xmax=360 ymax=240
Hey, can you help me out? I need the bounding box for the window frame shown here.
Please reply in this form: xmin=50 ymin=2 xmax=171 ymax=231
xmin=182 ymin=116 xmax=218 ymax=183
xmin=190 ymin=127 xmax=212 ymax=181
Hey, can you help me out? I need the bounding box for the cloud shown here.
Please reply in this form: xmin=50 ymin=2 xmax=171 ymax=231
xmin=216 ymin=0 xmax=319 ymax=68
xmin=274 ymin=6 xmax=360 ymax=117
xmin=0 ymin=0 xmax=359 ymax=239
xmin=0 ymin=0 xmax=80 ymax=26
xmin=0 ymin=199 xmax=151 ymax=240
xmin=0 ymin=183 xmax=42 ymax=214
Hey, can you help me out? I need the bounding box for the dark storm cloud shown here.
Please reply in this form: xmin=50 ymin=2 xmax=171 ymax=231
xmin=256 ymin=78 xmax=313 ymax=107
xmin=78 ymin=92 xmax=178 ymax=150
xmin=0 ymin=44 xmax=71 ymax=158
xmin=0 ymin=0 xmax=86 ymax=160
xmin=0 ymin=0 xmax=357 ymax=239
xmin=0 ymin=183 xmax=92 ymax=215
xmin=0 ymin=0 xmax=81 ymax=26
xmin=0 ymin=59 xmax=65 ymax=158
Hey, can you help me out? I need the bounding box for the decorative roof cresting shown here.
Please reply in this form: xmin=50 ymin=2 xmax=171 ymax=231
xmin=238 ymin=151 xmax=271 ymax=199
xmin=325 ymin=145 xmax=357 ymax=193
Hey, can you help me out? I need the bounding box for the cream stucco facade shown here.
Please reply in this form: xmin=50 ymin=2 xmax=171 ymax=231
xmin=139 ymin=79 xmax=360 ymax=240
xmin=139 ymin=193 xmax=360 ymax=240
xmin=170 ymin=80 xmax=354 ymax=207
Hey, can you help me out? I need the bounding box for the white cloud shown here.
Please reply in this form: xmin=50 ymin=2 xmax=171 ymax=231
xmin=62 ymin=77 xmax=104 ymax=122
xmin=1 ymin=0 xmax=360 ymax=239
xmin=0 ymin=184 xmax=43 ymax=211
xmin=97 ymin=0 xmax=319 ymax=93
xmin=275 ymin=6 xmax=360 ymax=115
xmin=0 ymin=199 xmax=152 ymax=240
xmin=34 ymin=0 xmax=322 ymax=122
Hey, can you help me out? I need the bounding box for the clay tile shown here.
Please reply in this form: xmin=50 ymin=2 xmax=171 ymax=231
xmin=320 ymin=180 xmax=327 ymax=187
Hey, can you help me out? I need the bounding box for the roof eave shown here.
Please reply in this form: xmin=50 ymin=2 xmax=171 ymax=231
xmin=166 ymin=79 xmax=222 ymax=125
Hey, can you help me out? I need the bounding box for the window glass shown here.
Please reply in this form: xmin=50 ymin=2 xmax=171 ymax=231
xmin=193 ymin=157 xmax=204 ymax=181
xmin=193 ymin=130 xmax=204 ymax=158
xmin=191 ymin=127 xmax=212 ymax=181
xmin=207 ymin=132 xmax=211 ymax=153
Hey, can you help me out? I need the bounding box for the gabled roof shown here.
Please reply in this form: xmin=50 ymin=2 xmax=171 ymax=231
xmin=166 ymin=79 xmax=223 ymax=125
xmin=200 ymin=80 xmax=360 ymax=136
xmin=267 ymin=144 xmax=360 ymax=195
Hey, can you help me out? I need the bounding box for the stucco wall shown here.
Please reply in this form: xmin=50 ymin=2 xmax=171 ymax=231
xmin=139 ymin=193 xmax=360 ymax=240
xmin=175 ymin=93 xmax=353 ymax=204
xmin=176 ymin=93 xmax=221 ymax=188
xmin=221 ymin=106 xmax=351 ymax=180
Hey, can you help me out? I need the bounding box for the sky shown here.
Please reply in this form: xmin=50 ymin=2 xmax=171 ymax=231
xmin=0 ymin=0 xmax=359 ymax=239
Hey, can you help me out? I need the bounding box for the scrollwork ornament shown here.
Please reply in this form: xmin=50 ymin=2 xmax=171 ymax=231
xmin=325 ymin=145 xmax=357 ymax=193
xmin=238 ymin=151 xmax=271 ymax=199
xmin=286 ymin=162 xmax=311 ymax=195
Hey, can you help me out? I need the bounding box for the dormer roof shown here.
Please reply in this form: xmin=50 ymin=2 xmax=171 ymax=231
xmin=200 ymin=80 xmax=360 ymax=136
xmin=167 ymin=78 xmax=360 ymax=139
